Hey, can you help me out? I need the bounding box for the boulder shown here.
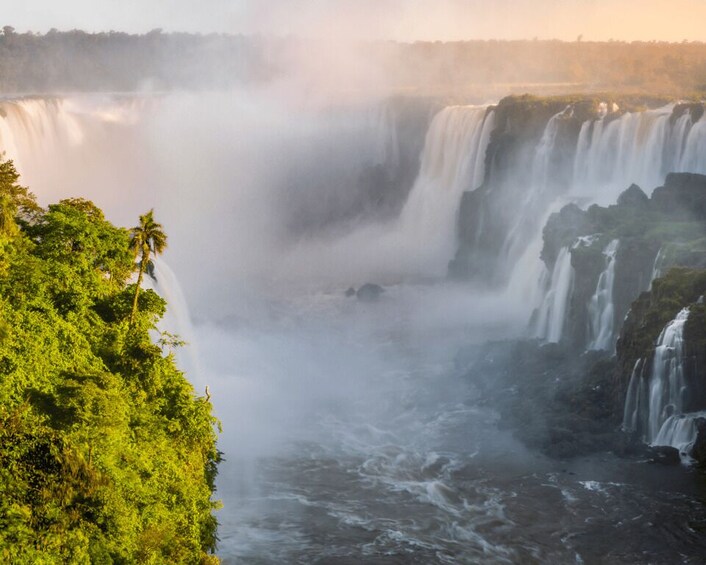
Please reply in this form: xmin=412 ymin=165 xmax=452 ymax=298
xmin=356 ymin=283 xmax=384 ymax=302
xmin=344 ymin=287 xmax=356 ymax=297
xmin=647 ymin=445 xmax=681 ymax=466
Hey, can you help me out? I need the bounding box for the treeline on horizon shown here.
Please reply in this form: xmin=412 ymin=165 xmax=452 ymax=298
xmin=1 ymin=26 xmax=706 ymax=95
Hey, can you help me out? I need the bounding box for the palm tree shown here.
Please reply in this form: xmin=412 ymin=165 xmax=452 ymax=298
xmin=129 ymin=209 xmax=167 ymax=325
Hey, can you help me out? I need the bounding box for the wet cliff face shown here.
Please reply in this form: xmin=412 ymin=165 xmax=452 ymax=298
xmin=536 ymin=172 xmax=706 ymax=351
xmin=450 ymin=95 xmax=706 ymax=285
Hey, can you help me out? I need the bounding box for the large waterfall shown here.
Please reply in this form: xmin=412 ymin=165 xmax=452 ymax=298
xmin=395 ymin=106 xmax=494 ymax=271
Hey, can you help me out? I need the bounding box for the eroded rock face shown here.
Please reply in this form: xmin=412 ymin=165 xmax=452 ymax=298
xmin=536 ymin=174 xmax=706 ymax=350
xmin=651 ymin=172 xmax=706 ymax=221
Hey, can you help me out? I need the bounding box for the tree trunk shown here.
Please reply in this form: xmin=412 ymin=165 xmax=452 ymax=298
xmin=129 ymin=251 xmax=149 ymax=326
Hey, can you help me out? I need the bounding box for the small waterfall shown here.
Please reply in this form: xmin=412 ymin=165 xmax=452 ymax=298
xmin=648 ymin=247 xmax=665 ymax=290
xmin=622 ymin=308 xmax=696 ymax=453
xmin=623 ymin=359 xmax=649 ymax=433
xmin=586 ymin=239 xmax=620 ymax=351
xmin=653 ymin=412 xmax=706 ymax=455
xmin=647 ymin=308 xmax=690 ymax=443
xmin=148 ymin=257 xmax=202 ymax=385
xmin=533 ymin=245 xmax=575 ymax=343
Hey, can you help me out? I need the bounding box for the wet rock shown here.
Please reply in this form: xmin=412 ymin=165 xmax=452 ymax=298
xmin=647 ymin=446 xmax=681 ymax=466
xmin=616 ymin=184 xmax=649 ymax=208
xmin=691 ymin=418 xmax=706 ymax=466
xmin=356 ymin=283 xmax=384 ymax=302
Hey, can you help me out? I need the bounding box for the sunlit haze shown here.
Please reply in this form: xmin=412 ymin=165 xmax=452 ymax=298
xmin=5 ymin=0 xmax=706 ymax=42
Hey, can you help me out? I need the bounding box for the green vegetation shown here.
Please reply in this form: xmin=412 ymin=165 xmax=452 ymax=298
xmin=2 ymin=27 xmax=706 ymax=95
xmin=617 ymin=267 xmax=706 ymax=392
xmin=129 ymin=210 xmax=167 ymax=326
xmin=0 ymin=159 xmax=220 ymax=563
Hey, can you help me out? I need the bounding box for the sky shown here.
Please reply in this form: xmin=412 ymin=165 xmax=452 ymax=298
xmin=4 ymin=0 xmax=706 ymax=42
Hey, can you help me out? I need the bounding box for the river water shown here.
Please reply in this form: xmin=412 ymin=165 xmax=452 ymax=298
xmin=199 ymin=284 xmax=706 ymax=564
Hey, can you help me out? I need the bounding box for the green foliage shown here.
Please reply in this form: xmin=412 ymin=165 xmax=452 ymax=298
xmin=0 ymin=160 xmax=220 ymax=563
xmin=129 ymin=209 xmax=168 ymax=326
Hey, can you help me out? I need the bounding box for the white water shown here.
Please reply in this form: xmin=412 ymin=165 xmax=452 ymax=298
xmin=622 ymin=308 xmax=694 ymax=449
xmin=623 ymin=359 xmax=648 ymax=434
xmin=648 ymin=247 xmax=666 ymax=290
xmin=533 ymin=245 xmax=574 ymax=343
xmin=648 ymin=308 xmax=691 ymax=444
xmin=653 ymin=411 xmax=706 ymax=456
xmin=394 ymin=105 xmax=494 ymax=273
xmin=503 ymin=104 xmax=706 ymax=344
xmin=571 ymin=105 xmax=706 ymax=204
xmin=147 ymin=257 xmax=203 ymax=387
xmin=586 ymin=239 xmax=620 ymax=351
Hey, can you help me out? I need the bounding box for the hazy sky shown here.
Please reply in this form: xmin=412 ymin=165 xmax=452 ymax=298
xmin=5 ymin=0 xmax=706 ymax=42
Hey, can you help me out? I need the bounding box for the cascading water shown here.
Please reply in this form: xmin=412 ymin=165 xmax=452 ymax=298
xmin=571 ymin=105 xmax=706 ymax=204
xmin=470 ymin=102 xmax=706 ymax=345
xmin=648 ymin=247 xmax=665 ymax=290
xmin=623 ymin=308 xmax=693 ymax=451
xmin=533 ymin=245 xmax=574 ymax=343
xmin=586 ymin=239 xmax=620 ymax=351
xmin=394 ymin=106 xmax=494 ymax=272
xmin=648 ymin=308 xmax=690 ymax=444
xmin=148 ymin=257 xmax=203 ymax=387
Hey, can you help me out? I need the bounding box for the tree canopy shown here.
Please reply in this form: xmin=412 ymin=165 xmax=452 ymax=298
xmin=0 ymin=158 xmax=220 ymax=564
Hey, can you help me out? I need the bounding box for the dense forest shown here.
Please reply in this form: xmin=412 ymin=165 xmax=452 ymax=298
xmin=1 ymin=28 xmax=706 ymax=94
xmin=0 ymin=158 xmax=220 ymax=563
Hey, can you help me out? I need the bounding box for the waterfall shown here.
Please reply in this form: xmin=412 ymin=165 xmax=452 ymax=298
xmin=586 ymin=239 xmax=620 ymax=351
xmin=147 ymin=257 xmax=202 ymax=384
xmin=623 ymin=359 xmax=649 ymax=434
xmin=653 ymin=412 xmax=706 ymax=455
xmin=571 ymin=105 xmax=706 ymax=205
xmin=647 ymin=308 xmax=690 ymax=443
xmin=622 ymin=308 xmax=695 ymax=453
xmin=395 ymin=106 xmax=494 ymax=271
xmin=533 ymin=245 xmax=575 ymax=343
xmin=648 ymin=247 xmax=665 ymax=290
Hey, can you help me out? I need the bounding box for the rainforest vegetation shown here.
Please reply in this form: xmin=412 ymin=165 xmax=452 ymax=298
xmin=1 ymin=26 xmax=706 ymax=94
xmin=0 ymin=158 xmax=220 ymax=564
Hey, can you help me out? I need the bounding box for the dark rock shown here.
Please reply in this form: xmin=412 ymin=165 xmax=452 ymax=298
xmin=647 ymin=445 xmax=681 ymax=466
xmin=691 ymin=418 xmax=706 ymax=466
xmin=617 ymin=184 xmax=649 ymax=208
xmin=344 ymin=287 xmax=356 ymax=297
xmin=651 ymin=172 xmax=706 ymax=220
xmin=356 ymin=283 xmax=384 ymax=302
